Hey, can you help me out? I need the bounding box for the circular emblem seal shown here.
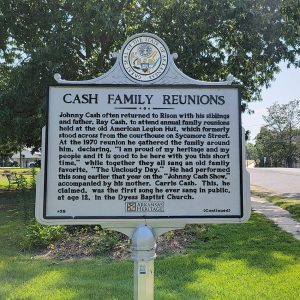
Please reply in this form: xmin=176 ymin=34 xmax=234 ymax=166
xmin=122 ymin=35 xmax=169 ymax=82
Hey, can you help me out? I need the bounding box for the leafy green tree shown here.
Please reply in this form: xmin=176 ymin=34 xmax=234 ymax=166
xmin=0 ymin=140 xmax=19 ymax=166
xmin=0 ymin=0 xmax=299 ymax=148
xmin=246 ymin=143 xmax=257 ymax=160
xmin=255 ymin=100 xmax=300 ymax=167
xmin=264 ymin=99 xmax=300 ymax=167
xmin=255 ymin=126 xmax=283 ymax=167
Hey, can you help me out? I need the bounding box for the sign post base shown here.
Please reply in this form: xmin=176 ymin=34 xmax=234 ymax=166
xmin=134 ymin=260 xmax=154 ymax=300
xmin=131 ymin=225 xmax=156 ymax=300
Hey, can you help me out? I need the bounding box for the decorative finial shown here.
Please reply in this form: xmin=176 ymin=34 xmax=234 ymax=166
xmin=54 ymin=73 xmax=62 ymax=82
xmin=110 ymin=52 xmax=119 ymax=59
xmin=226 ymin=74 xmax=235 ymax=84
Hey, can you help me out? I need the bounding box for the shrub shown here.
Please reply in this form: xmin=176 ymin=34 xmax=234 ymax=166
xmin=22 ymin=221 xmax=66 ymax=250
xmin=16 ymin=175 xmax=28 ymax=191
xmin=30 ymin=168 xmax=37 ymax=189
xmin=89 ymin=230 xmax=126 ymax=256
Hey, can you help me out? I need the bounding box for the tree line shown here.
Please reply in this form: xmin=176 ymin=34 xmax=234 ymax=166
xmin=247 ymin=100 xmax=300 ymax=168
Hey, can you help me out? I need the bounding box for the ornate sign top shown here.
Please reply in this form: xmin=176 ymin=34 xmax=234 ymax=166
xmin=54 ymin=33 xmax=234 ymax=86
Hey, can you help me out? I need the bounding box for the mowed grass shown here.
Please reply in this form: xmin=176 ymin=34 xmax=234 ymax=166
xmin=1 ymin=191 xmax=300 ymax=299
xmin=0 ymin=168 xmax=39 ymax=189
xmin=252 ymin=185 xmax=300 ymax=222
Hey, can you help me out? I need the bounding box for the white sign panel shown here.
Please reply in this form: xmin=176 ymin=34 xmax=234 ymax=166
xmin=40 ymin=85 xmax=248 ymax=223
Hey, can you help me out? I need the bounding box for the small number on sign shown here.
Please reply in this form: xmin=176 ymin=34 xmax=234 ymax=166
xmin=57 ymin=209 xmax=66 ymax=213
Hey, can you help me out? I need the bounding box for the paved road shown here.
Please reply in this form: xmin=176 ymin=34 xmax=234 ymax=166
xmin=247 ymin=168 xmax=300 ymax=198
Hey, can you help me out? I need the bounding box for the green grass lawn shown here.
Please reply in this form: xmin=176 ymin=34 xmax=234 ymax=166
xmin=1 ymin=191 xmax=300 ymax=299
xmin=251 ymin=185 xmax=300 ymax=222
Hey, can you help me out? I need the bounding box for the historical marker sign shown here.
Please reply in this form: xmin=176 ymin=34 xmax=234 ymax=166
xmin=41 ymin=85 xmax=247 ymax=221
xmin=36 ymin=33 xmax=250 ymax=226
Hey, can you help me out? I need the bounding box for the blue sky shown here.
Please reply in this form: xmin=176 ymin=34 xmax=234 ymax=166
xmin=242 ymin=63 xmax=299 ymax=143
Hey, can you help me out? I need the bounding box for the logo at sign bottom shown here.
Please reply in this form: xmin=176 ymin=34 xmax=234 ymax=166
xmin=126 ymin=202 xmax=164 ymax=212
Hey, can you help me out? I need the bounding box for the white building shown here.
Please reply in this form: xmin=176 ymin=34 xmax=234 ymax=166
xmin=11 ymin=148 xmax=41 ymax=167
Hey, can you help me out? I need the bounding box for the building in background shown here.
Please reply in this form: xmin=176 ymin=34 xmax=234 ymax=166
xmin=11 ymin=148 xmax=41 ymax=168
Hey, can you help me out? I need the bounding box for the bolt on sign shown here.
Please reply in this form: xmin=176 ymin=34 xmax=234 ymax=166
xmin=36 ymin=33 xmax=251 ymax=228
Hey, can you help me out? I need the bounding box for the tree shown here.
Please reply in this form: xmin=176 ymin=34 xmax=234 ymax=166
xmin=0 ymin=139 xmax=19 ymax=166
xmin=0 ymin=0 xmax=300 ymax=148
xmin=255 ymin=126 xmax=283 ymax=167
xmin=246 ymin=143 xmax=258 ymax=160
xmin=255 ymin=100 xmax=300 ymax=167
